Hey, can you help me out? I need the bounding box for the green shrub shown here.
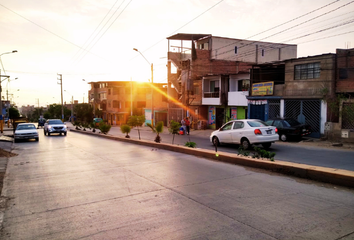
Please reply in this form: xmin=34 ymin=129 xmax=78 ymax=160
xmin=185 ymin=141 xmax=197 ymax=148
xmin=99 ymin=122 xmax=111 ymax=134
xmin=120 ymin=124 xmax=131 ymax=138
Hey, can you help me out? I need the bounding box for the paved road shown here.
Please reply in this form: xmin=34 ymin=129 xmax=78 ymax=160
xmin=1 ymin=130 xmax=354 ymax=239
xmin=81 ymin=124 xmax=354 ymax=171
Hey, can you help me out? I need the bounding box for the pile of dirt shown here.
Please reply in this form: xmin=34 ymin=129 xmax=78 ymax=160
xmin=0 ymin=148 xmax=17 ymax=158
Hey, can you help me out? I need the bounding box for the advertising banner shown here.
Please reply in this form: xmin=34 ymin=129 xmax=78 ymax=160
xmin=252 ymin=81 xmax=274 ymax=96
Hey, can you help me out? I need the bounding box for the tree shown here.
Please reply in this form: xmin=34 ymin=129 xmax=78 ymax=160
xmin=74 ymin=103 xmax=94 ymax=123
xmin=168 ymin=120 xmax=181 ymax=144
xmin=9 ymin=107 xmax=20 ymax=119
xmin=127 ymin=115 xmax=145 ymax=140
xmin=44 ymin=104 xmax=70 ymax=120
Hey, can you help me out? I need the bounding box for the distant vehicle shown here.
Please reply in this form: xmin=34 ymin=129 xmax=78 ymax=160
xmin=93 ymin=118 xmax=103 ymax=123
xmin=265 ymin=118 xmax=311 ymax=142
xmin=14 ymin=123 xmax=39 ymax=143
xmin=93 ymin=118 xmax=103 ymax=126
xmin=44 ymin=119 xmax=67 ymax=136
xmin=38 ymin=118 xmax=46 ymax=128
xmin=210 ymin=119 xmax=279 ymax=150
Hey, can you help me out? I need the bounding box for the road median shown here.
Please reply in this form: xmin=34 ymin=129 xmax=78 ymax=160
xmin=70 ymin=128 xmax=354 ymax=188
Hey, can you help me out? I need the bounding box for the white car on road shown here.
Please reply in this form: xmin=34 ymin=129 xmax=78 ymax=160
xmin=44 ymin=119 xmax=67 ymax=136
xmin=14 ymin=123 xmax=39 ymax=143
xmin=210 ymin=119 xmax=279 ymax=150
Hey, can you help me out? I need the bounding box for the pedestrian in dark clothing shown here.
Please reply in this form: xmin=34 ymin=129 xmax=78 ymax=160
xmin=185 ymin=117 xmax=190 ymax=135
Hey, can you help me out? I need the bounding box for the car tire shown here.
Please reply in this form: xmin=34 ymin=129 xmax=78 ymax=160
xmin=14 ymin=139 xmax=18 ymax=143
xmin=280 ymin=134 xmax=287 ymax=142
xmin=212 ymin=137 xmax=220 ymax=146
xmin=48 ymin=132 xmax=51 ymax=136
xmin=241 ymin=138 xmax=251 ymax=150
xmin=64 ymin=132 xmax=67 ymax=136
xmin=262 ymin=142 xmax=272 ymax=149
xmin=35 ymin=138 xmax=39 ymax=142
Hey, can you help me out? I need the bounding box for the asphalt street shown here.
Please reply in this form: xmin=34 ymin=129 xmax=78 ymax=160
xmin=1 ymin=130 xmax=354 ymax=239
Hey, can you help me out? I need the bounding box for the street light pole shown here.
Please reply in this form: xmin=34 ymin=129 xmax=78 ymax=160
xmin=133 ymin=48 xmax=154 ymax=126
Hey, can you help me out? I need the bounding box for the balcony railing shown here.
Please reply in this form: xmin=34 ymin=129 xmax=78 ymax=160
xmin=203 ymin=91 xmax=220 ymax=98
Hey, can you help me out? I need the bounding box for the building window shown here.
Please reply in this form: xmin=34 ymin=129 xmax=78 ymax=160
xmin=108 ymin=101 xmax=111 ymax=108
xmin=108 ymin=89 xmax=111 ymax=95
xmin=339 ymin=68 xmax=348 ymax=79
xmin=235 ymin=46 xmax=238 ymax=54
xmin=238 ymin=79 xmax=250 ymax=91
xmin=113 ymin=100 xmax=118 ymax=108
xmin=294 ymin=62 xmax=320 ymax=80
xmin=137 ymin=101 xmax=146 ymax=108
xmin=210 ymin=80 xmax=219 ymax=93
xmin=261 ymin=49 xmax=265 ymax=57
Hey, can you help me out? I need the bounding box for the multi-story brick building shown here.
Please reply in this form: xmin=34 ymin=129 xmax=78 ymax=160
xmin=247 ymin=48 xmax=354 ymax=142
xmin=87 ymin=81 xmax=168 ymax=126
xmin=167 ymin=33 xmax=297 ymax=129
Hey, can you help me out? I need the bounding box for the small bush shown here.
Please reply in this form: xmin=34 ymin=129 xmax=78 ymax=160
xmin=120 ymin=124 xmax=131 ymax=138
xmin=99 ymin=122 xmax=111 ymax=134
xmin=185 ymin=141 xmax=197 ymax=148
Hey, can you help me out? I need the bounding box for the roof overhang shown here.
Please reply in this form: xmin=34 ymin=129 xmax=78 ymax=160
xmin=167 ymin=33 xmax=211 ymax=41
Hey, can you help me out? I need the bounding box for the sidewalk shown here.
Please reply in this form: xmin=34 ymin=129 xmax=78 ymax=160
xmin=94 ymin=124 xmax=354 ymax=151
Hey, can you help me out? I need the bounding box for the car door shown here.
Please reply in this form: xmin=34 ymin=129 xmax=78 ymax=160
xmin=217 ymin=122 xmax=234 ymax=143
xmin=230 ymin=121 xmax=245 ymax=143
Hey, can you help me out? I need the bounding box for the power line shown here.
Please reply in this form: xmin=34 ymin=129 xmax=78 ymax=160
xmin=76 ymin=0 xmax=133 ymax=64
xmin=0 ymin=3 xmax=105 ymax=61
xmin=71 ymin=0 xmax=122 ymax=62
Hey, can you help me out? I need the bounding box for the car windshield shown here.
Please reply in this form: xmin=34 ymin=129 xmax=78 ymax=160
xmin=247 ymin=120 xmax=268 ymax=127
xmin=284 ymin=119 xmax=301 ymax=127
xmin=48 ymin=120 xmax=63 ymax=125
xmin=17 ymin=124 xmax=36 ymax=130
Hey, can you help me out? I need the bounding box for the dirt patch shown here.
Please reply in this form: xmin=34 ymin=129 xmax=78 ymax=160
xmin=0 ymin=148 xmax=17 ymax=158
xmin=0 ymin=148 xmax=17 ymax=195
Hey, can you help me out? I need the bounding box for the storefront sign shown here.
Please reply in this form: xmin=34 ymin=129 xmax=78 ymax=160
xmin=248 ymin=100 xmax=267 ymax=105
xmin=252 ymin=81 xmax=274 ymax=96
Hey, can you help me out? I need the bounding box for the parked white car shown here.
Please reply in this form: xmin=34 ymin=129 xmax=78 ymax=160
xmin=14 ymin=123 xmax=39 ymax=143
xmin=44 ymin=119 xmax=67 ymax=136
xmin=210 ymin=119 xmax=279 ymax=150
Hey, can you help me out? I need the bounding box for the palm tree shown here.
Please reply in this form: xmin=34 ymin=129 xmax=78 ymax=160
xmin=146 ymin=121 xmax=164 ymax=143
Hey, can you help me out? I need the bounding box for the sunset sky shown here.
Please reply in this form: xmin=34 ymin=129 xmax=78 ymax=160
xmin=1 ymin=0 xmax=353 ymax=107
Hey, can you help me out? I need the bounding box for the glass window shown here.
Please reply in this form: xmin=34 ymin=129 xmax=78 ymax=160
xmin=247 ymin=120 xmax=267 ymax=127
xmin=274 ymin=120 xmax=283 ymax=128
xmin=220 ymin=122 xmax=233 ymax=131
xmin=294 ymin=62 xmax=321 ymax=80
xmin=233 ymin=121 xmax=244 ymax=129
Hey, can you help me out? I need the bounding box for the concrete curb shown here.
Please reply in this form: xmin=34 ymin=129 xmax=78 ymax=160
xmin=70 ymin=129 xmax=354 ymax=188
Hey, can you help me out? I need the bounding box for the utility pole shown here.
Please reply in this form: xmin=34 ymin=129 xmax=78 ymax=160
xmin=57 ymin=74 xmax=64 ymax=121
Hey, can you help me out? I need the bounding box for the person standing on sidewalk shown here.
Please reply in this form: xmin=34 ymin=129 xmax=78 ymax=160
xmin=181 ymin=118 xmax=186 ymax=135
xmin=185 ymin=117 xmax=190 ymax=135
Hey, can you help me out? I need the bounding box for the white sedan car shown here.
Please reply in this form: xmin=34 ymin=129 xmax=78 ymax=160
xmin=14 ymin=123 xmax=39 ymax=143
xmin=210 ymin=119 xmax=279 ymax=150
